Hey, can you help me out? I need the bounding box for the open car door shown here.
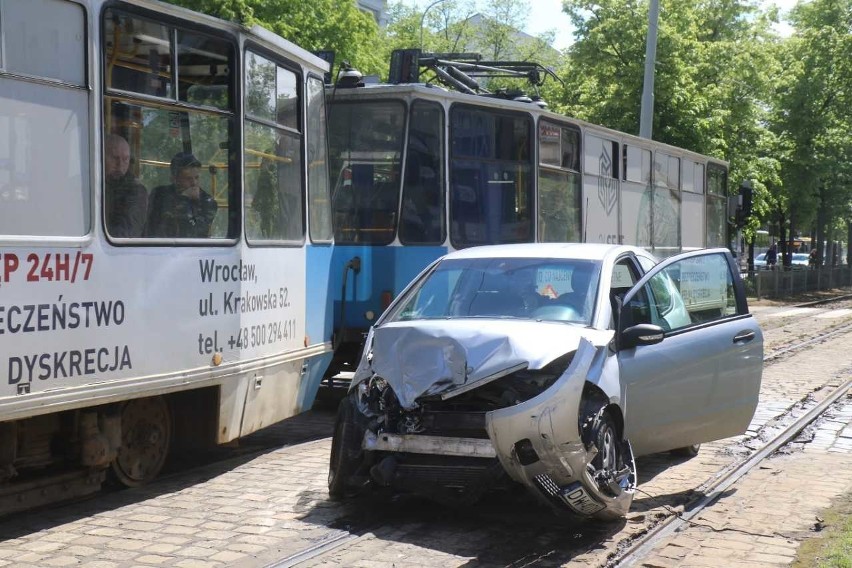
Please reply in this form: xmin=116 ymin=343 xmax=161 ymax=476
xmin=615 ymin=248 xmax=763 ymax=456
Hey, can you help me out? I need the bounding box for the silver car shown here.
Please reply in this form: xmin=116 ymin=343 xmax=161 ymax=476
xmin=328 ymin=244 xmax=764 ymax=519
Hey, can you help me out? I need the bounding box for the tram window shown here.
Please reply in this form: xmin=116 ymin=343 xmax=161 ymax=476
xmin=400 ymin=101 xmax=445 ymax=245
xmin=244 ymin=51 xmax=303 ymax=243
xmin=108 ymin=101 xmax=232 ymax=238
xmin=449 ymin=105 xmax=533 ymax=247
xmin=0 ymin=79 xmax=90 ymax=237
xmin=538 ymin=121 xmax=581 ymax=243
xmin=328 ymin=100 xmax=406 ymax=245
xmin=652 ymin=152 xmax=681 ymax=253
xmin=706 ymin=164 xmax=728 ymax=247
xmin=3 ymin=0 xmax=85 ymax=86
xmin=104 ymin=13 xmax=173 ymax=98
xmin=539 ymin=121 xmax=580 ymax=172
xmin=246 ymin=52 xmax=276 ymax=121
xmin=307 ymin=76 xmax=332 ymax=243
xmin=245 ymin=123 xmax=303 ymax=241
xmin=538 ymin=169 xmax=581 ymax=242
xmin=707 ymin=163 xmax=726 ymax=196
xmin=0 ymin=0 xmax=90 ymax=238
xmin=623 ymin=145 xmax=651 ymax=184
xmin=178 ymin=31 xmax=231 ymax=110
xmin=103 ymin=9 xmax=236 ymax=241
xmin=682 ymin=160 xmax=703 ymax=193
xmin=584 ymin=134 xmax=619 ymax=179
xmin=654 ymin=152 xmax=680 ymax=189
xmin=276 ymin=67 xmax=299 ymax=130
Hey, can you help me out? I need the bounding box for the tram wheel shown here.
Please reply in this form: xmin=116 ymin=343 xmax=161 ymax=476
xmin=110 ymin=396 xmax=172 ymax=487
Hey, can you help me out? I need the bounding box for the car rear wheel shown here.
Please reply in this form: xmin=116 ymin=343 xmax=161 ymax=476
xmin=328 ymin=394 xmax=362 ymax=499
xmin=670 ymin=444 xmax=701 ymax=458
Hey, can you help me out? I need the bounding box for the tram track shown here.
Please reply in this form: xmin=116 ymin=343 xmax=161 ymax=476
xmin=5 ymin=292 xmax=852 ymax=566
xmin=609 ymin=378 xmax=852 ymax=567
xmin=247 ymin=293 xmax=852 ymax=567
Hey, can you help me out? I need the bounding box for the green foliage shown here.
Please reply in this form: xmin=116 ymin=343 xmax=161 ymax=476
xmin=771 ymin=0 xmax=852 ymax=243
xmin=164 ymin=0 xmax=385 ymax=76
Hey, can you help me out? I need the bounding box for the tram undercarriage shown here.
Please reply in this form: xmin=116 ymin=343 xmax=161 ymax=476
xmin=0 ymin=388 xmax=217 ymax=515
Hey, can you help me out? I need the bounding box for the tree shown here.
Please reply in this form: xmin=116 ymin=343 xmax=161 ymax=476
xmin=164 ymin=0 xmax=385 ymax=77
xmin=772 ymin=0 xmax=852 ymax=265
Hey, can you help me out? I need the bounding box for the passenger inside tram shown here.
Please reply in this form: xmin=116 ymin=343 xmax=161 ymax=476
xmin=104 ymin=133 xmax=148 ymax=238
xmin=145 ymin=152 xmax=218 ymax=238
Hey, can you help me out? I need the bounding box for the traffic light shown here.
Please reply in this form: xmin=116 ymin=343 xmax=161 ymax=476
xmin=736 ymin=180 xmax=753 ymax=227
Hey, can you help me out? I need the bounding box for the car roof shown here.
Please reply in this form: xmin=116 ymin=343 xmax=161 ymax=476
xmin=440 ymin=243 xmax=655 ymax=262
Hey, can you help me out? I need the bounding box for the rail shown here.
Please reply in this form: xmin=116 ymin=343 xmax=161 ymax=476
xmin=259 ymin=294 xmax=852 ymax=566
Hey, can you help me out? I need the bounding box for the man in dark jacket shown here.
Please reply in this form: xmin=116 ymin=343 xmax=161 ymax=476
xmin=104 ymin=134 xmax=148 ymax=237
xmin=146 ymin=152 xmax=218 ymax=238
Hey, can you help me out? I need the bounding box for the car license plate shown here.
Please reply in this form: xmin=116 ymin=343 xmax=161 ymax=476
xmin=560 ymin=482 xmax=605 ymax=515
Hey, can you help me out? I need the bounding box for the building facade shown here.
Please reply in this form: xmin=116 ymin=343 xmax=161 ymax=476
xmin=357 ymin=0 xmax=388 ymax=27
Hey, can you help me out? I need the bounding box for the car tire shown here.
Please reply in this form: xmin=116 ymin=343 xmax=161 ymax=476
xmin=670 ymin=444 xmax=701 ymax=458
xmin=590 ymin=411 xmax=619 ymax=474
xmin=328 ymin=393 xmax=362 ymax=499
xmin=586 ymin=408 xmax=636 ymax=521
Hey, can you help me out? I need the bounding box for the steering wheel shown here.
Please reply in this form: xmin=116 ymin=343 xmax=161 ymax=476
xmin=531 ymin=304 xmax=581 ymax=322
xmin=555 ymin=293 xmax=582 ymax=313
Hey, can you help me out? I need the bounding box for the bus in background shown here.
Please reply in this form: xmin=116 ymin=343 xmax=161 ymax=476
xmin=322 ymin=50 xmax=734 ymax=381
xmin=0 ymin=0 xmax=333 ymax=510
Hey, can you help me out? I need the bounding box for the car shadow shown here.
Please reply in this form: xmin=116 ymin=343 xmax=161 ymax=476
xmin=635 ymin=452 xmax=699 ymax=484
xmin=289 ymin=486 xmax=631 ymax=566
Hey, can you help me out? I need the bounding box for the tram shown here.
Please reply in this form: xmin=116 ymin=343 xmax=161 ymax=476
xmin=324 ymin=50 xmax=733 ymax=378
xmin=0 ymin=0 xmax=333 ymax=510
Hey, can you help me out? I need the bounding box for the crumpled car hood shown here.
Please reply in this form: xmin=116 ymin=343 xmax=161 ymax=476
xmin=354 ymin=319 xmax=613 ymax=409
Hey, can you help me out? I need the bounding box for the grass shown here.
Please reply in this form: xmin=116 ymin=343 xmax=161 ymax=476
xmin=794 ymin=492 xmax=852 ymax=567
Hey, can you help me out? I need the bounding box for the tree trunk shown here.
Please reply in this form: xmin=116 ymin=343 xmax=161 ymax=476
xmin=783 ymin=209 xmax=791 ymax=268
xmin=815 ymin=185 xmax=826 ymax=269
xmin=847 ymin=221 xmax=852 ymax=266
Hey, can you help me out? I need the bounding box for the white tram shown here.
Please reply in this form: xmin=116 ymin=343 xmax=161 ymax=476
xmin=0 ymin=0 xmax=334 ymax=510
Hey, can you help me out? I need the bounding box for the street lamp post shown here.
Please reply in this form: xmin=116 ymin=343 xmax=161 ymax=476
xmin=639 ymin=0 xmax=659 ymax=139
xmin=419 ymin=0 xmax=450 ymax=50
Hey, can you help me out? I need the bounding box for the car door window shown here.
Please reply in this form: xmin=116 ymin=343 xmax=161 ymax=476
xmin=610 ymin=257 xmax=642 ymax=326
xmin=625 ymin=251 xmax=738 ymax=332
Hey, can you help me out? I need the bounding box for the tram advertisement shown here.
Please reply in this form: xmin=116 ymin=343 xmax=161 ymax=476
xmin=0 ymin=245 xmax=306 ymax=397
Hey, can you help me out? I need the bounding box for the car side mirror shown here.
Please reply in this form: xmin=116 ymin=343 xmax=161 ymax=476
xmin=620 ymin=323 xmax=665 ymax=350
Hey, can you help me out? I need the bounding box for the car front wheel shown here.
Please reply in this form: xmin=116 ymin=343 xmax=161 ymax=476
xmin=585 ymin=408 xmax=636 ymax=520
xmin=328 ymin=393 xmax=362 ymax=499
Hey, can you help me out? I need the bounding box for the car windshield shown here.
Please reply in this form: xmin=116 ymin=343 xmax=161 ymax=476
xmin=386 ymin=257 xmax=602 ymax=325
xmin=793 ymin=254 xmax=809 ymax=262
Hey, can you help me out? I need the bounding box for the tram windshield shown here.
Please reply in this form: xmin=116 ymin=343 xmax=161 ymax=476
xmin=449 ymin=106 xmax=534 ymax=248
xmin=328 ymin=100 xmax=406 ymax=244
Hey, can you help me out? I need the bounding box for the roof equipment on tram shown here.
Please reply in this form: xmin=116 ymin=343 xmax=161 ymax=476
xmin=386 ymin=48 xmax=562 ymax=104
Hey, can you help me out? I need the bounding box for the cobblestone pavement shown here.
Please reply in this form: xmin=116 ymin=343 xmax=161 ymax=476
xmin=1 ymin=300 xmax=851 ymax=567
xmin=637 ymin=398 xmax=852 ymax=568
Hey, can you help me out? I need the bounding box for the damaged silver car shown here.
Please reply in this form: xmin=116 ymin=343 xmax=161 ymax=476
xmin=328 ymin=244 xmax=763 ymax=519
